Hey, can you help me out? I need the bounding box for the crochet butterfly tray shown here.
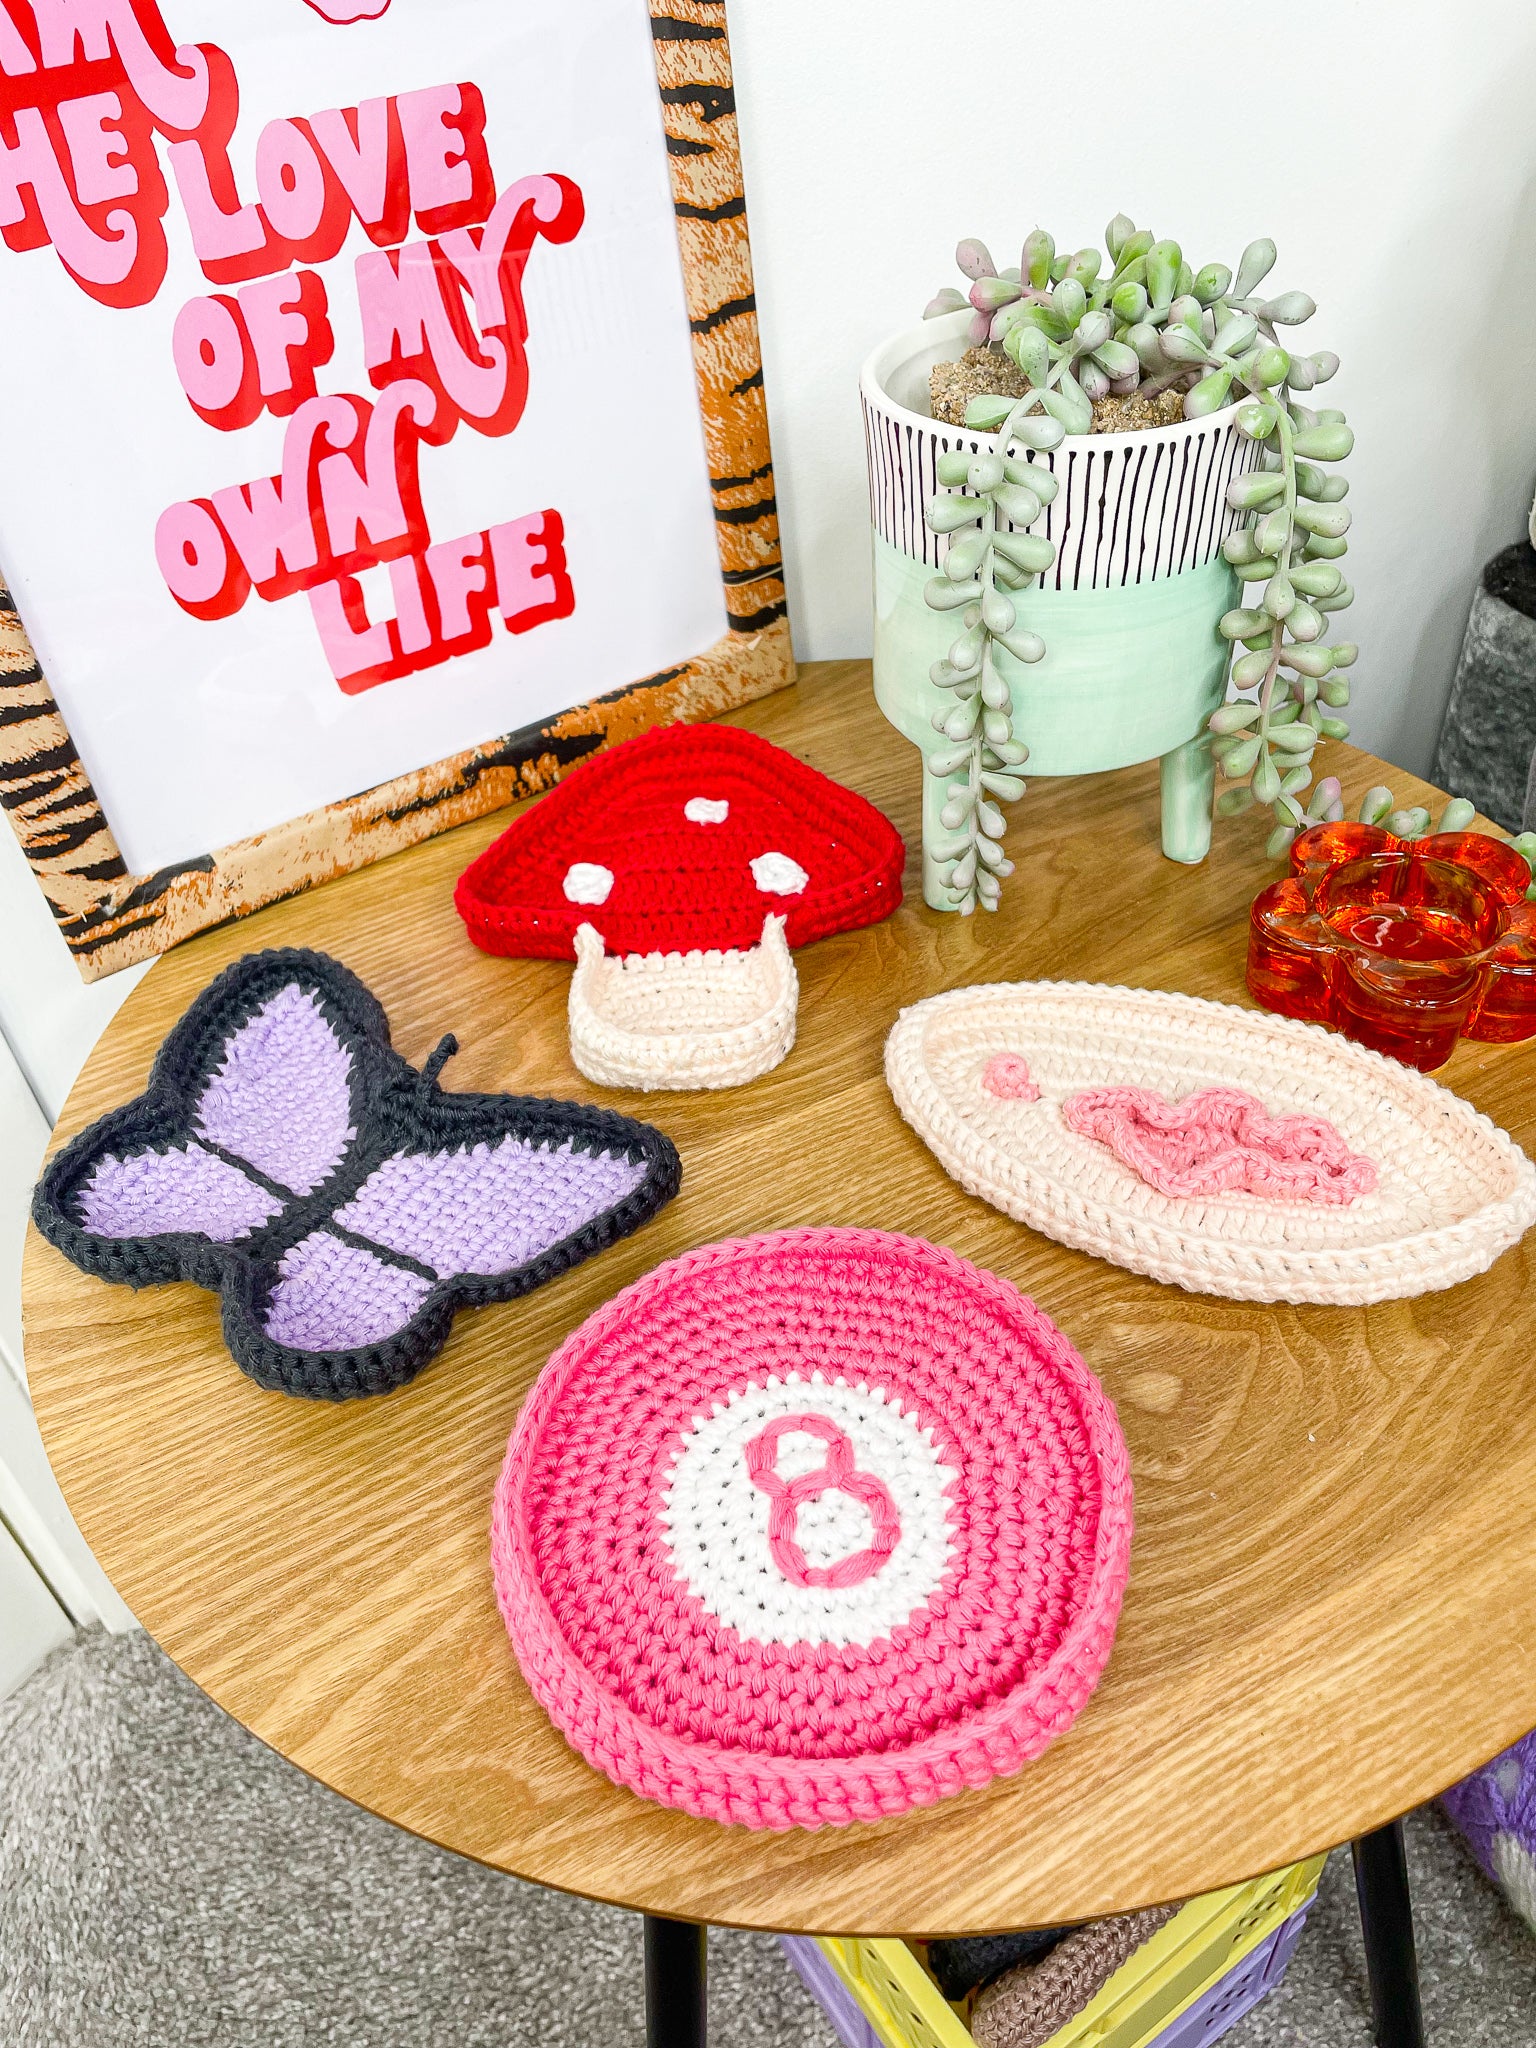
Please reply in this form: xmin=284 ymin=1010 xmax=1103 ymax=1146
xmin=31 ymin=950 xmax=680 ymax=1400
xmin=886 ymin=981 xmax=1536 ymax=1306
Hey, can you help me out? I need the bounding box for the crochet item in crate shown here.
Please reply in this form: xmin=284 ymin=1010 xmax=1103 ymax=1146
xmin=491 ymin=1227 xmax=1131 ymax=1829
xmin=926 ymin=1933 xmax=1070 ymax=2003
xmin=31 ymin=950 xmax=681 ymax=1400
xmin=885 ymin=980 xmax=1536 ymax=1306
xmin=970 ymin=1906 xmax=1180 ymax=2048
xmin=1442 ymin=1730 xmax=1536 ymax=1931
xmin=455 ymin=721 xmax=905 ymax=1090
xmin=782 ymin=1860 xmax=1322 ymax=2048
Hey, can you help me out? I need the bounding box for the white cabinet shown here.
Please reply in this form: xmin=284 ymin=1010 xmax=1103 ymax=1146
xmin=0 ymin=892 xmax=137 ymax=1684
xmin=0 ymin=1515 xmax=72 ymax=1696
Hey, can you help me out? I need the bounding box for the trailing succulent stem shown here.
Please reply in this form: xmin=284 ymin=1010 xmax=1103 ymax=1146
xmin=921 ymin=399 xmax=1064 ymax=913
xmin=924 ymin=214 xmax=1361 ymax=890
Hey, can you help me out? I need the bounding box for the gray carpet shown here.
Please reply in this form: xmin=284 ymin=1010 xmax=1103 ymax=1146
xmin=2 ymin=1631 xmax=1534 ymax=2047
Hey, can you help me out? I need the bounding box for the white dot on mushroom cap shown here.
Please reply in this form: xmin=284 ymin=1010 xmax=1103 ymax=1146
xmin=684 ymin=797 xmax=730 ymax=824
xmin=562 ymin=862 xmax=614 ymax=905
xmin=751 ymin=852 xmax=809 ymax=896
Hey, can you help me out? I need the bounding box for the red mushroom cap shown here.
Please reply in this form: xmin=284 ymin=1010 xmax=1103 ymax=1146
xmin=455 ymin=723 xmax=906 ymax=960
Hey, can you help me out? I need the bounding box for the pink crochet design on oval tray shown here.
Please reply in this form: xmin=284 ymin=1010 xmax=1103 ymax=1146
xmin=491 ymin=1228 xmax=1133 ymax=1830
xmin=1061 ymin=1085 xmax=1378 ymax=1205
xmin=982 ymin=1053 xmax=1041 ymax=1101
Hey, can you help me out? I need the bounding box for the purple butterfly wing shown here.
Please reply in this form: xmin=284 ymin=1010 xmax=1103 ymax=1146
xmin=331 ymin=1138 xmax=649 ymax=1276
xmin=263 ymin=1232 xmax=434 ymax=1352
xmin=70 ymin=979 xmax=355 ymax=1246
xmin=195 ymin=982 xmax=356 ymax=1194
xmin=78 ymin=1143 xmax=283 ymax=1243
xmin=258 ymin=1140 xmax=646 ymax=1353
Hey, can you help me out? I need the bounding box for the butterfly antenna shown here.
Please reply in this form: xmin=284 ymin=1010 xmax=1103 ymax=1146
xmin=422 ymin=1034 xmax=460 ymax=1087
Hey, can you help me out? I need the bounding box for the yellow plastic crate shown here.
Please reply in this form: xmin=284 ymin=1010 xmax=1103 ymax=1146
xmin=814 ymin=1856 xmax=1327 ymax=2048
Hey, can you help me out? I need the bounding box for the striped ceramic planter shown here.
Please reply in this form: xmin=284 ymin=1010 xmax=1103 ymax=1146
xmin=861 ymin=312 xmax=1263 ymax=903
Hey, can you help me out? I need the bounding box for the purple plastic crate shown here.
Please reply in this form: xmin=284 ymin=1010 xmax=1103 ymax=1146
xmin=781 ymin=1936 xmax=883 ymax=2048
xmin=780 ymin=1899 xmax=1314 ymax=2048
xmin=1148 ymin=1903 xmax=1312 ymax=2048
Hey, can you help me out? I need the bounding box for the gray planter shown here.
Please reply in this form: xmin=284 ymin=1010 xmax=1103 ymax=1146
xmin=1434 ymin=543 xmax=1536 ymax=833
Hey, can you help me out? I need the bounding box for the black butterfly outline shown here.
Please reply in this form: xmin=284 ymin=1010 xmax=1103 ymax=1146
xmin=32 ymin=949 xmax=682 ymax=1400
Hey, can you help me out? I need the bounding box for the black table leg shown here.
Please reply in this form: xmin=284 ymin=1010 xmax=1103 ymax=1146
xmin=1352 ymin=1823 xmax=1425 ymax=2048
xmin=645 ymin=1914 xmax=707 ymax=2048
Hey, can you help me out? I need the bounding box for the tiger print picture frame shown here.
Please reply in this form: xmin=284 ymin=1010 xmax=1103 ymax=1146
xmin=0 ymin=0 xmax=790 ymax=981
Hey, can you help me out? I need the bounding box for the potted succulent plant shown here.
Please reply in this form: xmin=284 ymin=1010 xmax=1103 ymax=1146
xmin=862 ymin=213 xmax=1361 ymax=914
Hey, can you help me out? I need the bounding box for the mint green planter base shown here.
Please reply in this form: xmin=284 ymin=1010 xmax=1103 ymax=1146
xmin=873 ymin=537 xmax=1236 ymax=901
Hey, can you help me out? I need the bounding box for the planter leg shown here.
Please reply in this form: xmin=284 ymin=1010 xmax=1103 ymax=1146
xmin=1160 ymin=732 xmax=1215 ymax=865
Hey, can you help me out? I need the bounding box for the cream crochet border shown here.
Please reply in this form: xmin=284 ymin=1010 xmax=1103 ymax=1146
xmin=885 ymin=981 xmax=1536 ymax=1305
xmin=569 ymin=916 xmax=797 ymax=1092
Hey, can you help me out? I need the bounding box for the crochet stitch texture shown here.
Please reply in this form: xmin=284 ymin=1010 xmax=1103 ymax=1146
xmin=886 ymin=980 xmax=1536 ymax=1305
xmin=32 ymin=950 xmax=681 ymax=1399
xmin=492 ymin=1228 xmax=1132 ymax=1830
xmin=454 ymin=721 xmax=905 ymax=960
xmin=969 ymin=1905 xmax=1181 ymax=2048
xmin=1059 ymin=1084 xmax=1378 ymax=1205
xmin=567 ymin=914 xmax=797 ymax=1091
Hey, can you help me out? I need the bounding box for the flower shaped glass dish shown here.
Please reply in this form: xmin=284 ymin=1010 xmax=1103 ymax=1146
xmin=1248 ymin=824 xmax=1536 ymax=1071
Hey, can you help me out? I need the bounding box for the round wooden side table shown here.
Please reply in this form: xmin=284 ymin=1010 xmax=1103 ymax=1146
xmin=24 ymin=664 xmax=1536 ymax=2048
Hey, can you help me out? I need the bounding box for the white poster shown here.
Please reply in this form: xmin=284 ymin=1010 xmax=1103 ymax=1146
xmin=0 ymin=0 xmax=726 ymax=872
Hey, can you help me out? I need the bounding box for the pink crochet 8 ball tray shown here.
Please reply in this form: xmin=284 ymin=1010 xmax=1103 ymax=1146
xmin=491 ymin=1228 xmax=1133 ymax=1830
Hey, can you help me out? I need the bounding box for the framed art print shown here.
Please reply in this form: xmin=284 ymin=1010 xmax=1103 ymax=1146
xmin=0 ymin=0 xmax=790 ymax=978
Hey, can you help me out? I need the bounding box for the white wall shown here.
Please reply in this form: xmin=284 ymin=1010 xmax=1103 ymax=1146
xmin=730 ymin=0 xmax=1536 ymax=777
xmin=0 ymin=815 xmax=144 ymax=1125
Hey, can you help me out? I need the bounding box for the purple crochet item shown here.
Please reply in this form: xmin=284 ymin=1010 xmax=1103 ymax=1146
xmin=33 ymin=949 xmax=681 ymax=1400
xmin=1443 ymin=1732 xmax=1536 ymax=1927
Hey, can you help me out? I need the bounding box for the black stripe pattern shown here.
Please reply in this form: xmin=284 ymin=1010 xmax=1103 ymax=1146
xmin=861 ymin=392 xmax=1262 ymax=589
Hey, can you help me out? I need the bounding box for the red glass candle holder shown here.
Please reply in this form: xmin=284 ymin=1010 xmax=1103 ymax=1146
xmin=1247 ymin=824 xmax=1536 ymax=1070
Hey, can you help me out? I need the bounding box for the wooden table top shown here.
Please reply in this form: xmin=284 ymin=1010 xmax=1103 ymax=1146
xmin=23 ymin=660 xmax=1536 ymax=1937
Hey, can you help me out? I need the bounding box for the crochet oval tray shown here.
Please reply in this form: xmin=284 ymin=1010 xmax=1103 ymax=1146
xmin=885 ymin=982 xmax=1536 ymax=1307
xmin=492 ymin=1228 xmax=1132 ymax=1830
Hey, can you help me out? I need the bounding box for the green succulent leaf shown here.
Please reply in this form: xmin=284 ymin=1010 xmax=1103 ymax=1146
xmin=1235 ymin=401 xmax=1277 ymax=439
xmin=993 ymin=531 xmax=1054 ymax=575
xmin=926 ymin=580 xmax=981 ymax=618
xmin=927 ymin=493 xmax=983 ymax=533
xmin=1293 ymin=502 xmax=1351 ymax=539
xmin=1210 ymin=700 xmax=1264 ymax=734
xmin=1221 ymin=608 xmax=1269 ymax=640
xmin=1233 ymin=237 xmax=1278 ymax=298
xmin=1146 ymin=239 xmax=1182 ymax=310
xmin=1260 ymin=290 xmax=1317 ymax=325
xmin=1186 ymin=368 xmax=1234 ymax=415
xmin=1052 ymin=277 xmax=1088 ymax=327
xmin=1004 ymin=324 xmax=1051 ymax=385
xmin=1228 ymin=471 xmax=1286 ymax=510
xmin=1292 ymin=423 xmax=1354 ymax=461
xmin=1194 ymin=262 xmax=1233 ymax=305
xmin=963 ymin=394 xmax=1014 ymax=431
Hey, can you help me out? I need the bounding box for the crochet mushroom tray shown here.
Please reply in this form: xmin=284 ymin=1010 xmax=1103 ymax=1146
xmin=491 ymin=1228 xmax=1132 ymax=1830
xmin=453 ymin=720 xmax=905 ymax=960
